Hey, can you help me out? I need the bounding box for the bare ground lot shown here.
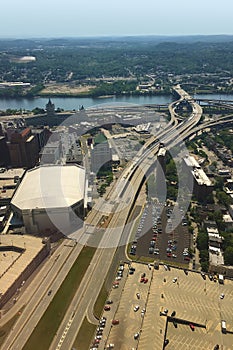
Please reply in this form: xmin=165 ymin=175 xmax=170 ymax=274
xmin=40 ymin=83 xmax=95 ymax=95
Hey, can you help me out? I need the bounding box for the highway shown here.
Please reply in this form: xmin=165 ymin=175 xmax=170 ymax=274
xmin=2 ymin=85 xmax=222 ymax=350
xmin=48 ymin=85 xmax=203 ymax=350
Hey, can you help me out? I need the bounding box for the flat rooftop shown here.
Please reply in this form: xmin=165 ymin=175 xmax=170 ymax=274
xmin=11 ymin=164 xmax=85 ymax=210
xmin=183 ymin=155 xmax=201 ymax=169
xmin=0 ymin=168 xmax=25 ymax=180
xmin=0 ymin=234 xmax=44 ymax=298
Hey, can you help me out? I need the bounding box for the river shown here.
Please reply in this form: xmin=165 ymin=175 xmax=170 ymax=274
xmin=0 ymin=93 xmax=233 ymax=111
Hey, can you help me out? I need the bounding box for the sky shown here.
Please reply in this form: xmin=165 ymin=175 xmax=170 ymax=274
xmin=1 ymin=0 xmax=233 ymax=38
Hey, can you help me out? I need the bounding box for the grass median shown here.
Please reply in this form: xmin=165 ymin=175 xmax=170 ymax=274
xmin=72 ymin=317 xmax=96 ymax=350
xmin=23 ymin=245 xmax=96 ymax=350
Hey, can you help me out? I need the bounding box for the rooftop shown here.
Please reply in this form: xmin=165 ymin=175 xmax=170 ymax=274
xmin=0 ymin=234 xmax=44 ymax=298
xmin=0 ymin=168 xmax=25 ymax=180
xmin=11 ymin=164 xmax=85 ymax=210
xmin=183 ymin=155 xmax=201 ymax=169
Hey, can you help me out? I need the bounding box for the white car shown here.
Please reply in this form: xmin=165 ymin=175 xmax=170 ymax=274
xmin=220 ymin=293 xmax=225 ymax=299
xmin=134 ymin=305 xmax=140 ymax=312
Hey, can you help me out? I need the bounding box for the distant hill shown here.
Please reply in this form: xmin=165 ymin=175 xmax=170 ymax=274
xmin=0 ymin=35 xmax=233 ymax=50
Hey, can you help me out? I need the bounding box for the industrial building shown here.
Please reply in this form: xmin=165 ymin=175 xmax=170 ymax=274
xmin=11 ymin=164 xmax=86 ymax=236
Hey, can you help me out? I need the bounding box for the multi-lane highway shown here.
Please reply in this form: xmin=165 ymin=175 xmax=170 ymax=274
xmin=3 ymin=85 xmax=228 ymax=350
xmin=48 ymin=85 xmax=203 ymax=350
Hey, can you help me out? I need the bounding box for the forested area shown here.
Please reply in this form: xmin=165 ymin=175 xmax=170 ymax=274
xmin=0 ymin=36 xmax=233 ymax=97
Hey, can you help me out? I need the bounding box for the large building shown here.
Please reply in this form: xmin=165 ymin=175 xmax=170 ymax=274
xmin=90 ymin=133 xmax=112 ymax=174
xmin=183 ymin=155 xmax=213 ymax=201
xmin=8 ymin=127 xmax=39 ymax=168
xmin=0 ymin=234 xmax=50 ymax=310
xmin=11 ymin=164 xmax=86 ymax=236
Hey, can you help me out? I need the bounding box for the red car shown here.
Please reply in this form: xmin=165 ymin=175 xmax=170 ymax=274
xmin=140 ymin=277 xmax=145 ymax=283
xmin=112 ymin=319 xmax=119 ymax=325
xmin=189 ymin=323 xmax=195 ymax=331
xmin=167 ymin=253 xmax=172 ymax=258
xmin=144 ymin=278 xmax=148 ymax=284
xmin=104 ymin=305 xmax=111 ymax=311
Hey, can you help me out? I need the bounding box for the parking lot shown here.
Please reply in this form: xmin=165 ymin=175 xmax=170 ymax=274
xmin=130 ymin=201 xmax=191 ymax=265
xmin=95 ymin=262 xmax=233 ymax=350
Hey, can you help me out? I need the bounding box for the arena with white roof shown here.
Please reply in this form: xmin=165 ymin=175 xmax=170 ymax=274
xmin=11 ymin=164 xmax=86 ymax=235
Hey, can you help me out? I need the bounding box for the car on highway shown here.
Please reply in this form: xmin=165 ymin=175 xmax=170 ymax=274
xmin=134 ymin=305 xmax=140 ymax=312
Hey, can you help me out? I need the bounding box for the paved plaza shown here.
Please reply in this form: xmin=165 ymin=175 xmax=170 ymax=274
xmin=95 ymin=262 xmax=233 ymax=350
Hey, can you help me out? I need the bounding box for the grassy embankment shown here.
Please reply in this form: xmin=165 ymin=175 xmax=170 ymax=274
xmin=23 ymin=246 xmax=96 ymax=350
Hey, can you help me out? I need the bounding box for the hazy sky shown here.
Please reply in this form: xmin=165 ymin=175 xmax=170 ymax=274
xmin=1 ymin=0 xmax=233 ymax=38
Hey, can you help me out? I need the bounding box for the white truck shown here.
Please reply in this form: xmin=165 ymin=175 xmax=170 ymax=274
xmin=218 ymin=274 xmax=224 ymax=284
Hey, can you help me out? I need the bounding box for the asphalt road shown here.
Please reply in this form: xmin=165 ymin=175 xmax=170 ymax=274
xmin=1 ymin=86 xmax=203 ymax=350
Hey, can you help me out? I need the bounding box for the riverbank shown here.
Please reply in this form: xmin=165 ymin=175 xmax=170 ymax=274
xmin=0 ymin=92 xmax=232 ymax=112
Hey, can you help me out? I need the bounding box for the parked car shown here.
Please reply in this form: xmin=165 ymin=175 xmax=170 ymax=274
xmin=112 ymin=319 xmax=119 ymax=325
xmin=189 ymin=323 xmax=195 ymax=331
xmin=134 ymin=332 xmax=140 ymax=340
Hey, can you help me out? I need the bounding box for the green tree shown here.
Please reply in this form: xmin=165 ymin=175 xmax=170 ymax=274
xmin=197 ymin=231 xmax=208 ymax=251
xmin=224 ymin=247 xmax=233 ymax=265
